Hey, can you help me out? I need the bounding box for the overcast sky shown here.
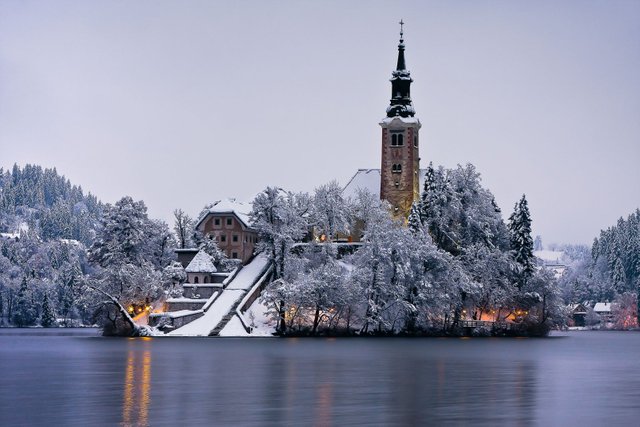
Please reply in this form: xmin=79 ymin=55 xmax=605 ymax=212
xmin=1 ymin=0 xmax=638 ymax=245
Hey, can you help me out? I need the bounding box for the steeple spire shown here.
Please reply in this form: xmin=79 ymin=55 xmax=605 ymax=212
xmin=386 ymin=19 xmax=415 ymax=118
xmin=396 ymin=19 xmax=406 ymax=70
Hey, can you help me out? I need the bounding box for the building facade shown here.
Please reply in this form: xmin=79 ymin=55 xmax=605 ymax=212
xmin=195 ymin=199 xmax=257 ymax=264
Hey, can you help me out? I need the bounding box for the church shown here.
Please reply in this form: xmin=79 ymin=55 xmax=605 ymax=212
xmin=343 ymin=21 xmax=427 ymax=219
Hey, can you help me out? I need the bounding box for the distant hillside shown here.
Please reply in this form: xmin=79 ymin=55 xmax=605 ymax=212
xmin=0 ymin=164 xmax=102 ymax=245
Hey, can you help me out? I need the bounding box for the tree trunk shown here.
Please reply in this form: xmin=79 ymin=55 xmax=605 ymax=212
xmin=312 ymin=306 xmax=321 ymax=335
xmin=277 ymin=299 xmax=287 ymax=333
xmin=86 ymin=284 xmax=145 ymax=336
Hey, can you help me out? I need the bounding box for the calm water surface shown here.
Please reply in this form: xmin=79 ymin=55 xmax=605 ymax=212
xmin=0 ymin=329 xmax=639 ymax=426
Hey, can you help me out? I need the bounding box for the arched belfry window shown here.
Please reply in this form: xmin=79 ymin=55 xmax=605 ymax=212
xmin=391 ymin=133 xmax=404 ymax=147
xmin=392 ymin=164 xmax=402 ymax=173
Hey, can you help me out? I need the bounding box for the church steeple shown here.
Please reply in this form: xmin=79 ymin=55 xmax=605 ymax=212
xmin=380 ymin=20 xmax=421 ymax=220
xmin=386 ymin=19 xmax=415 ymax=118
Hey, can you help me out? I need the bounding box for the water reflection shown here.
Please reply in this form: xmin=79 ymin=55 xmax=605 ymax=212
xmin=122 ymin=340 xmax=152 ymax=426
xmin=314 ymin=377 xmax=333 ymax=427
xmin=2 ymin=331 xmax=640 ymax=426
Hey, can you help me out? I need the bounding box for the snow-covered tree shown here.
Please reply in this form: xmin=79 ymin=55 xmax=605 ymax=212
xmin=310 ymin=180 xmax=350 ymax=242
xmin=250 ymin=187 xmax=310 ymax=280
xmin=251 ymin=187 xmax=310 ymax=332
xmin=88 ymin=197 xmax=173 ymax=336
xmin=508 ymin=194 xmax=535 ymax=283
xmin=173 ymin=208 xmax=195 ymax=249
xmin=407 ymin=201 xmax=422 ymax=234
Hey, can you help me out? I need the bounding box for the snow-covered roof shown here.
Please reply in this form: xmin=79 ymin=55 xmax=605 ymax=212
xmin=593 ymin=302 xmax=612 ymax=313
xmin=195 ymin=198 xmax=253 ymax=230
xmin=342 ymin=168 xmax=429 ymax=200
xmin=534 ymin=250 xmax=565 ymax=263
xmin=568 ymin=303 xmax=588 ymax=313
xmin=185 ymin=250 xmax=217 ymax=273
xmin=379 ymin=115 xmax=422 ymax=126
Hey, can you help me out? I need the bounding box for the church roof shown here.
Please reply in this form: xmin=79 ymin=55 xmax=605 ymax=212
xmin=185 ymin=250 xmax=217 ymax=273
xmin=343 ymin=168 xmax=428 ymax=200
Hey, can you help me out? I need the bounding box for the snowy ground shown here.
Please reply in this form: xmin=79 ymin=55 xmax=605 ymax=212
xmin=218 ymin=299 xmax=276 ymax=337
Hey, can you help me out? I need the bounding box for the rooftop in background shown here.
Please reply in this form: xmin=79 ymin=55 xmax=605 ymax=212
xmin=343 ymin=169 xmax=428 ymax=200
xmin=534 ymin=250 xmax=565 ymax=264
xmin=195 ymin=198 xmax=253 ymax=229
xmin=593 ymin=302 xmax=612 ymax=313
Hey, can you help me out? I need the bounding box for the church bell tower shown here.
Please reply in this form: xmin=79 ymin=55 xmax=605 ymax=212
xmin=379 ymin=20 xmax=421 ymax=219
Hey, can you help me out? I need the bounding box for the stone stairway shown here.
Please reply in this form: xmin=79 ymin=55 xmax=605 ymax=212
xmin=208 ymin=296 xmax=245 ymax=336
xmin=167 ymin=254 xmax=271 ymax=336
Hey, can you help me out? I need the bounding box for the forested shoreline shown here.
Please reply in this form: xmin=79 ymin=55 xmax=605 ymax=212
xmin=0 ymin=163 xmax=637 ymax=336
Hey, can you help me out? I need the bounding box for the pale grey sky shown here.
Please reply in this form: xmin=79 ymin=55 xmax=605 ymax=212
xmin=1 ymin=0 xmax=638 ymax=244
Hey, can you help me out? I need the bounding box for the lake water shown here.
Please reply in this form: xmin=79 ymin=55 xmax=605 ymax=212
xmin=0 ymin=329 xmax=639 ymax=426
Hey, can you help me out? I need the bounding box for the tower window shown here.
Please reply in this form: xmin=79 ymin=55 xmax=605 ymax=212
xmin=414 ymin=136 xmax=418 ymax=148
xmin=392 ymin=164 xmax=402 ymax=173
xmin=391 ymin=133 xmax=404 ymax=146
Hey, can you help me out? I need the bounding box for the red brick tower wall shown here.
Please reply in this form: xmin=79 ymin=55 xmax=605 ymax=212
xmin=380 ymin=121 xmax=420 ymax=219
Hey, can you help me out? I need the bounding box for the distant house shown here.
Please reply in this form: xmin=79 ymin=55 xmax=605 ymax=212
xmin=593 ymin=302 xmax=613 ymax=323
xmin=534 ymin=250 xmax=567 ymax=278
xmin=195 ymin=199 xmax=258 ymax=264
xmin=568 ymin=303 xmax=588 ymax=327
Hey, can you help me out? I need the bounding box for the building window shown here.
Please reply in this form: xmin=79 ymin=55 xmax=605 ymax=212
xmin=226 ymin=217 xmax=233 ymax=226
xmin=232 ymin=234 xmax=238 ymax=242
xmin=214 ymin=218 xmax=220 ymax=226
xmin=391 ymin=133 xmax=404 ymax=147
xmin=194 ymin=276 xmax=199 ymax=284
xmin=204 ymin=276 xmax=209 ymax=284
xmin=392 ymin=164 xmax=402 ymax=173
xmin=232 ymin=252 xmax=238 ymax=259
xmin=414 ymin=136 xmax=418 ymax=148
xmin=220 ymin=234 xmax=227 ymax=242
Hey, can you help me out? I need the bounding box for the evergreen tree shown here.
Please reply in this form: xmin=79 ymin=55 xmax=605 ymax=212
xmin=508 ymin=194 xmax=535 ymax=282
xmin=408 ymin=201 xmax=422 ymax=234
xmin=12 ymin=277 xmax=37 ymax=327
xmin=41 ymin=293 xmax=56 ymax=327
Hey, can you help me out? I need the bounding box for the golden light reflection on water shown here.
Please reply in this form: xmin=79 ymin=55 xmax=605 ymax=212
xmin=122 ymin=344 xmax=152 ymax=426
xmin=315 ymin=382 xmax=333 ymax=427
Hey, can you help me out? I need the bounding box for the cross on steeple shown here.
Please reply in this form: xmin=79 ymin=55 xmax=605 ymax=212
xmin=399 ymin=19 xmax=404 ymax=41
